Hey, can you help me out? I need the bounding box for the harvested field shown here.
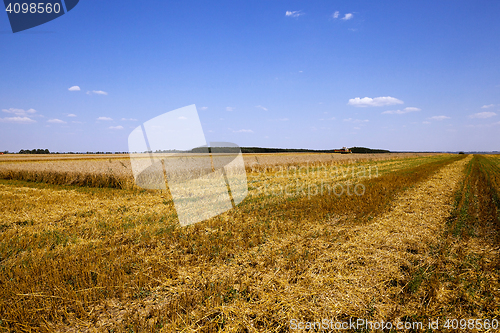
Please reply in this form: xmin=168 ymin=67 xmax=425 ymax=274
xmin=0 ymin=153 xmax=499 ymax=332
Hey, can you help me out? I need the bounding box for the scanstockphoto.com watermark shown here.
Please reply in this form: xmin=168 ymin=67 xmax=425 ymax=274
xmin=290 ymin=318 xmax=500 ymax=331
xmin=248 ymin=162 xmax=379 ymax=199
xmin=291 ymin=318 xmax=425 ymax=331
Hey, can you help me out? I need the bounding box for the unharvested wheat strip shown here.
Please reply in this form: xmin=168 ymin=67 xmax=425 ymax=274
xmin=0 ymin=153 xmax=437 ymax=190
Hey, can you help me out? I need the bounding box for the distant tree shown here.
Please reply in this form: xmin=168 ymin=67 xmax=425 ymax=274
xmin=458 ymin=151 xmax=465 ymax=154
xmin=18 ymin=148 xmax=51 ymax=154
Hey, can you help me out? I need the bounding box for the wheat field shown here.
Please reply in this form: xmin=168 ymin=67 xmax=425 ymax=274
xmin=0 ymin=153 xmax=499 ymax=332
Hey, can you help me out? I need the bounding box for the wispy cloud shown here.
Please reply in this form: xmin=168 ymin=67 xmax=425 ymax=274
xmin=47 ymin=119 xmax=66 ymax=124
xmin=428 ymin=116 xmax=450 ymax=121
xmin=382 ymin=107 xmax=421 ymax=115
xmin=332 ymin=11 xmax=340 ymax=19
xmin=178 ymin=116 xmax=187 ymax=120
xmin=226 ymin=107 xmax=234 ymax=112
xmin=0 ymin=116 xmax=36 ymax=123
xmin=285 ymin=10 xmax=303 ymax=18
xmin=469 ymin=112 xmax=497 ymax=119
xmin=109 ymin=126 xmax=124 ymax=130
xmin=348 ymin=96 xmax=404 ymax=107
xmin=341 ymin=13 xmax=353 ymax=20
xmin=481 ymin=104 xmax=496 ymax=109
xmin=68 ymin=86 xmax=80 ymax=91
xmin=199 ymin=106 xmax=208 ymax=111
xmin=87 ymin=90 xmax=108 ymax=95
xmin=2 ymin=108 xmax=37 ymax=117
xmin=256 ymin=105 xmax=268 ymax=111
xmin=343 ymin=118 xmax=369 ymax=123
xmin=232 ymin=129 xmax=253 ymax=133
xmin=121 ymin=118 xmax=138 ymax=121
xmin=97 ymin=117 xmax=113 ymax=121
xmin=67 ymin=114 xmax=77 ymax=117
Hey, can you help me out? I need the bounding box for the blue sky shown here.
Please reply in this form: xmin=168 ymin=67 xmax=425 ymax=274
xmin=1 ymin=0 xmax=499 ymax=152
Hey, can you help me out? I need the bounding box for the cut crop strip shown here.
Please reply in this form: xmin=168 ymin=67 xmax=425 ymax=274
xmin=395 ymin=155 xmax=500 ymax=324
xmin=0 ymin=155 xmax=464 ymax=331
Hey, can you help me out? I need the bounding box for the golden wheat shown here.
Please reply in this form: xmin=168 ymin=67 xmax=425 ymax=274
xmin=1 ymin=153 xmax=473 ymax=332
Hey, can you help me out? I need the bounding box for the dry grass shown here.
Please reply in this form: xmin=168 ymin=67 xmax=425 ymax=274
xmin=3 ymin=153 xmax=498 ymax=332
xmin=0 ymin=153 xmax=473 ymax=332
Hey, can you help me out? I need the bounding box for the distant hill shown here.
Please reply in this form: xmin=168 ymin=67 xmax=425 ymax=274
xmin=348 ymin=147 xmax=390 ymax=154
xmin=186 ymin=146 xmax=391 ymax=154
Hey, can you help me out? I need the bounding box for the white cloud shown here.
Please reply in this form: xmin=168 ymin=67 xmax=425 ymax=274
xmin=67 ymin=114 xmax=77 ymax=117
xmin=422 ymin=121 xmax=431 ymax=124
xmin=0 ymin=116 xmax=36 ymax=123
xmin=343 ymin=118 xmax=369 ymax=123
xmin=481 ymin=104 xmax=496 ymax=109
xmin=256 ymin=105 xmax=268 ymax=111
xmin=332 ymin=11 xmax=340 ymax=18
xmin=47 ymin=119 xmax=66 ymax=124
xmin=87 ymin=90 xmax=108 ymax=95
xmin=68 ymin=86 xmax=80 ymax=91
xmin=109 ymin=126 xmax=124 ymax=130
xmin=72 ymin=121 xmax=84 ymax=124
xmin=178 ymin=116 xmax=187 ymax=120
xmin=226 ymin=107 xmax=234 ymax=112
xmin=285 ymin=10 xmax=303 ymax=18
xmin=233 ymin=129 xmax=253 ymax=133
xmin=2 ymin=108 xmax=37 ymax=116
xmin=429 ymin=116 xmax=450 ymax=121
xmin=97 ymin=117 xmax=113 ymax=121
xmin=382 ymin=107 xmax=421 ymax=115
xmin=469 ymin=112 xmax=497 ymax=119
xmin=199 ymin=106 xmax=208 ymax=111
xmin=348 ymin=96 xmax=404 ymax=107
xmin=342 ymin=13 xmax=353 ymax=20
xmin=121 ymin=118 xmax=138 ymax=121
